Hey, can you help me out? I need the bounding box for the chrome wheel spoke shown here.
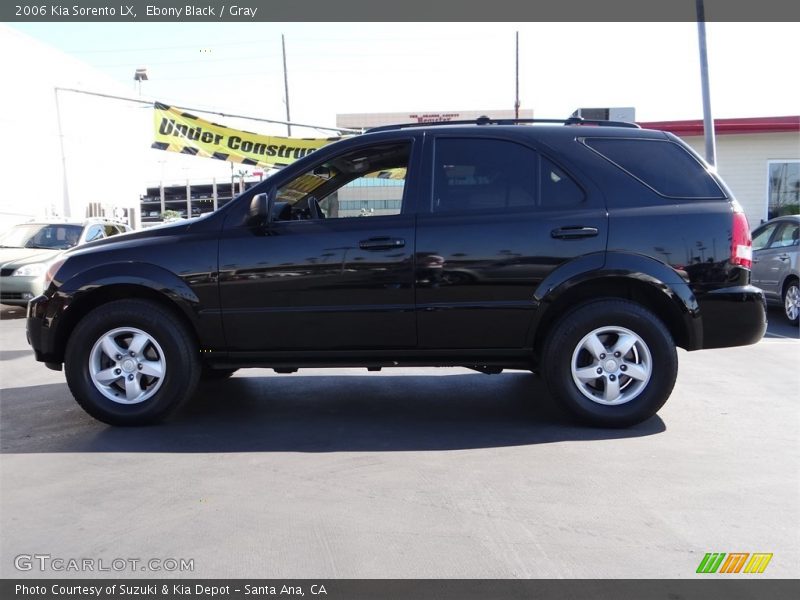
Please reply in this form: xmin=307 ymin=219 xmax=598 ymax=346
xmin=124 ymin=375 xmax=143 ymax=402
xmin=100 ymin=335 xmax=125 ymax=360
xmin=583 ymin=334 xmax=607 ymax=360
xmin=622 ymin=362 xmax=649 ymax=382
xmin=127 ymin=333 xmax=149 ymax=356
xmin=139 ymin=360 xmax=163 ymax=378
xmin=95 ymin=367 xmax=121 ymax=386
xmin=612 ymin=333 xmax=637 ymax=357
xmin=574 ymin=366 xmax=601 ymax=382
xmin=604 ymin=376 xmax=621 ymax=402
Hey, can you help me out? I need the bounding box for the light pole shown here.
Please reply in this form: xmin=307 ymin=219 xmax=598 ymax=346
xmin=696 ymin=1 xmax=716 ymax=167
xmin=282 ymin=35 xmax=291 ymax=136
xmin=133 ymin=68 xmax=148 ymax=97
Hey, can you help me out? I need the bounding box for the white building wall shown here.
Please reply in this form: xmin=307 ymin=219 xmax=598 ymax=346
xmin=0 ymin=25 xmax=152 ymax=231
xmin=681 ymin=132 xmax=799 ymax=227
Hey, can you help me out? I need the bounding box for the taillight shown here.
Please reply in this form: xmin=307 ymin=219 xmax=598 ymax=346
xmin=731 ymin=210 xmax=752 ymax=269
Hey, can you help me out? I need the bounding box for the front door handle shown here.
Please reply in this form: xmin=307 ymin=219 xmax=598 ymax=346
xmin=551 ymin=226 xmax=599 ymax=240
xmin=359 ymin=237 xmax=406 ymax=251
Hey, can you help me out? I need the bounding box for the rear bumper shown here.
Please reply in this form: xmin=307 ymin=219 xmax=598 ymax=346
xmin=697 ymin=285 xmax=767 ymax=349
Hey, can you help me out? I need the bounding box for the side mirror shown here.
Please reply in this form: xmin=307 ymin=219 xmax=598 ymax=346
xmin=248 ymin=193 xmax=268 ymax=227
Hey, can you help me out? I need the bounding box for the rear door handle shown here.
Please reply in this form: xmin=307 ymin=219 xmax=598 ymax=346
xmin=359 ymin=237 xmax=406 ymax=251
xmin=551 ymin=226 xmax=599 ymax=240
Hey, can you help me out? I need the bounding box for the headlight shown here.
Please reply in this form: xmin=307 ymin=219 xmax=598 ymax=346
xmin=11 ymin=263 xmax=47 ymax=277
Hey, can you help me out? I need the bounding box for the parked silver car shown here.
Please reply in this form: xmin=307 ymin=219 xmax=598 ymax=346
xmin=0 ymin=218 xmax=131 ymax=306
xmin=751 ymin=215 xmax=800 ymax=325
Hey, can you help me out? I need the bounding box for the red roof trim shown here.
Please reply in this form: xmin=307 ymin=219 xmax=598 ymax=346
xmin=637 ymin=116 xmax=800 ymax=137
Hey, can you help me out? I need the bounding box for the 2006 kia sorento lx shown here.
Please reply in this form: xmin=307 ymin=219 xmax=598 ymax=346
xmin=26 ymin=117 xmax=767 ymax=427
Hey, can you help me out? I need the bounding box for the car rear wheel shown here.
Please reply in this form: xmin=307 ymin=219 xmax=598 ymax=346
xmin=543 ymin=299 xmax=678 ymax=427
xmin=65 ymin=299 xmax=200 ymax=425
xmin=783 ymin=280 xmax=799 ymax=325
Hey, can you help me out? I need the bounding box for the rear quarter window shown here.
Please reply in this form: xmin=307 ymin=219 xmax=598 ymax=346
xmin=583 ymin=137 xmax=726 ymax=199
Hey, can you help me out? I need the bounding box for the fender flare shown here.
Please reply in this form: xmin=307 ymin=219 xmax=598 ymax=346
xmin=528 ymin=252 xmax=702 ymax=350
xmin=58 ymin=261 xmax=201 ymax=325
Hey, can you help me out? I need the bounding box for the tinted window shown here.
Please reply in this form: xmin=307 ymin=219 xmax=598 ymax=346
xmin=276 ymin=142 xmax=410 ymax=219
xmin=541 ymin=157 xmax=585 ymax=207
xmin=584 ymin=138 xmax=726 ymax=199
xmin=433 ymin=138 xmax=536 ymax=212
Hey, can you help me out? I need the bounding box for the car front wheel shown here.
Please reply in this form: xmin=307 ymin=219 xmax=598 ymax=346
xmin=65 ymin=299 xmax=200 ymax=425
xmin=543 ymin=299 xmax=678 ymax=427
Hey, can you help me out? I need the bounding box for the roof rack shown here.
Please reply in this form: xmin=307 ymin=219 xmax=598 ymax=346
xmin=367 ymin=116 xmax=641 ymax=133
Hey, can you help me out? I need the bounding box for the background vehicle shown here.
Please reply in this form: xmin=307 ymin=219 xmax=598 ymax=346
xmin=26 ymin=118 xmax=766 ymax=427
xmin=751 ymin=215 xmax=800 ymax=325
xmin=0 ymin=218 xmax=131 ymax=306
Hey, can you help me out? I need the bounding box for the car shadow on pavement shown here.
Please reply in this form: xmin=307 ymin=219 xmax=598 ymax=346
xmin=0 ymin=372 xmax=665 ymax=454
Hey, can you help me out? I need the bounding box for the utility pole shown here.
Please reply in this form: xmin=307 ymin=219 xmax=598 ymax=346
xmin=282 ymin=34 xmax=292 ymax=137
xmin=54 ymin=87 xmax=71 ymax=217
xmin=514 ymin=31 xmax=520 ymax=119
xmin=696 ymin=0 xmax=716 ymax=167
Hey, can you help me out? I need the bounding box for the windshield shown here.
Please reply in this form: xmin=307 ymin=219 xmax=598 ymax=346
xmin=0 ymin=223 xmax=83 ymax=250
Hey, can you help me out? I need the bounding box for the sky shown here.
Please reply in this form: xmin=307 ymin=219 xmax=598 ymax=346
xmin=9 ymin=21 xmax=800 ymax=137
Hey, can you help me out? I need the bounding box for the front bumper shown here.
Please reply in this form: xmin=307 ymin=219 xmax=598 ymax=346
xmin=696 ymin=285 xmax=767 ymax=349
xmin=0 ymin=275 xmax=44 ymax=306
xmin=26 ymin=293 xmax=66 ymax=367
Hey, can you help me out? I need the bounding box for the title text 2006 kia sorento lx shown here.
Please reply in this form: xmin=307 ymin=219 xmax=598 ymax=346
xmin=26 ymin=118 xmax=767 ymax=427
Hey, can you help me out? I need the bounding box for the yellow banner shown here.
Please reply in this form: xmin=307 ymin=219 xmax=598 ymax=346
xmin=151 ymin=103 xmax=340 ymax=168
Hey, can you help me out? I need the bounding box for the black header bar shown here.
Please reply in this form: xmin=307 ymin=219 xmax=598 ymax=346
xmin=4 ymin=0 xmax=800 ymax=22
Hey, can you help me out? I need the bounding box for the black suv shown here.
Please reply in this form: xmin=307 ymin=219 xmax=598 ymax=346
xmin=27 ymin=118 xmax=767 ymax=427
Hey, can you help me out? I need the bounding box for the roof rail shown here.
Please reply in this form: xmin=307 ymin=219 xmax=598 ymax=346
xmin=367 ymin=116 xmax=641 ymax=133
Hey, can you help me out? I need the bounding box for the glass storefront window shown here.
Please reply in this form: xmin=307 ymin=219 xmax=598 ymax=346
xmin=767 ymin=160 xmax=800 ymax=219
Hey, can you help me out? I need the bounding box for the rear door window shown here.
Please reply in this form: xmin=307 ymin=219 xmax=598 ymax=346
xmin=433 ymin=138 xmax=537 ymax=212
xmin=583 ymin=137 xmax=726 ymax=199
xmin=432 ymin=138 xmax=585 ymax=213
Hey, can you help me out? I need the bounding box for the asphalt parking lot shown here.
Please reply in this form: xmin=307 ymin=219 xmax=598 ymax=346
xmin=0 ymin=305 xmax=797 ymax=579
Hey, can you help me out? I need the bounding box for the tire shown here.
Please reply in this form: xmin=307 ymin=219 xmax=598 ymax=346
xmin=65 ymin=299 xmax=200 ymax=426
xmin=542 ymin=299 xmax=678 ymax=428
xmin=783 ymin=280 xmax=799 ymax=326
xmin=201 ymin=367 xmax=238 ymax=380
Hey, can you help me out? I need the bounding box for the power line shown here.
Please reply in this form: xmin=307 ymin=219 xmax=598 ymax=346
xmin=66 ymin=39 xmax=269 ymax=54
xmin=95 ymin=54 xmax=276 ymax=68
xmin=53 ymin=86 xmax=361 ymax=134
